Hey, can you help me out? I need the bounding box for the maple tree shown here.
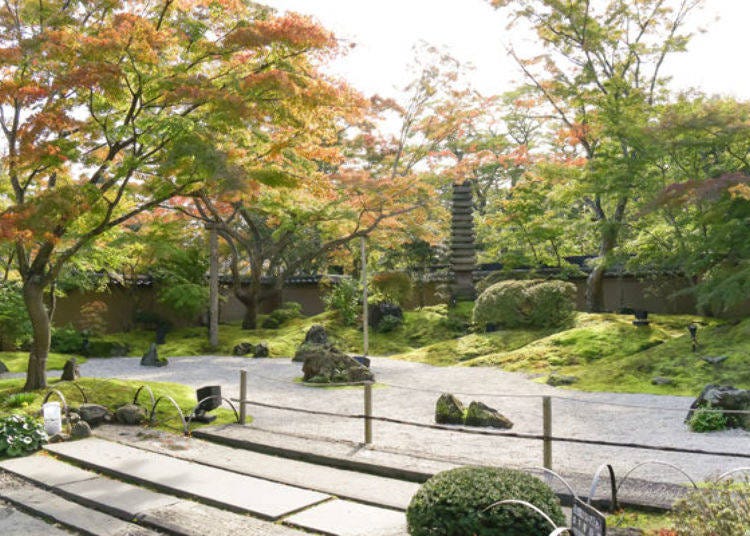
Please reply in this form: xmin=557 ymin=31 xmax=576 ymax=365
xmin=0 ymin=0 xmax=343 ymax=388
xmin=490 ymin=0 xmax=703 ymax=311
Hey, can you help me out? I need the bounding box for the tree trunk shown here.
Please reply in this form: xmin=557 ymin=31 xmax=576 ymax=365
xmin=23 ymin=276 xmax=51 ymax=390
xmin=586 ymin=225 xmax=619 ymax=313
xmin=234 ymin=285 xmax=259 ymax=330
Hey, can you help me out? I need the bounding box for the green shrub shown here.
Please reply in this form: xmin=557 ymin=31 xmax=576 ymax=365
xmin=371 ymin=271 xmax=412 ymax=306
xmin=322 ymin=277 xmax=360 ymax=326
xmin=0 ymin=282 xmax=32 ymax=350
xmin=0 ymin=414 xmax=48 ymax=458
xmin=473 ymin=279 xmax=575 ymax=330
xmin=688 ymin=407 xmax=728 ymax=432
xmin=262 ymin=302 xmax=303 ymax=329
xmin=51 ymin=325 xmax=84 ymax=354
xmin=375 ymin=314 xmax=403 ymax=333
xmin=4 ymin=392 xmax=36 ymax=408
xmin=406 ymin=466 xmax=565 ymax=536
xmin=671 ymin=479 xmax=750 ymax=535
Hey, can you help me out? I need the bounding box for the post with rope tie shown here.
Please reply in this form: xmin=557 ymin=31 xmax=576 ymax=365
xmin=239 ymin=369 xmax=247 ymax=425
xmin=364 ymin=381 xmax=373 ymax=444
xmin=543 ymin=396 xmax=552 ymax=470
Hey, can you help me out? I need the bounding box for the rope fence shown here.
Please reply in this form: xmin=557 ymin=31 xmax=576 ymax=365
xmin=234 ymin=370 xmax=750 ymax=474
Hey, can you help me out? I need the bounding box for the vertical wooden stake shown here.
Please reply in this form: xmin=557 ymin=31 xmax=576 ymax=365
xmin=364 ymin=382 xmax=373 ymax=444
xmin=543 ymin=396 xmax=552 ymax=470
xmin=361 ymin=236 xmax=369 ymax=357
xmin=208 ymin=224 xmax=219 ymax=350
xmin=239 ymin=369 xmax=247 ymax=425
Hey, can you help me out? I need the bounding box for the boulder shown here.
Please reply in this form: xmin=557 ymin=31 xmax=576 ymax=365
xmin=686 ymin=384 xmax=750 ymax=430
xmin=304 ymin=324 xmax=329 ymax=345
xmin=140 ymin=343 xmax=167 ymax=367
xmin=253 ymin=342 xmax=270 ymax=358
xmin=233 ymin=342 xmax=254 ymax=356
xmin=300 ymin=343 xmax=374 ymax=383
xmin=71 ymin=420 xmax=92 ymax=439
xmin=0 ymin=360 xmax=7 ymax=373
xmin=60 ymin=358 xmax=80 ymax=381
xmin=369 ymin=302 xmax=403 ymax=330
xmin=435 ymin=393 xmax=465 ymax=425
xmin=77 ymin=403 xmax=111 ymax=427
xmin=651 ymin=376 xmax=674 ymax=386
xmin=115 ymin=403 xmax=147 ymax=425
xmin=465 ymin=401 xmax=513 ymax=429
xmin=546 ymin=373 xmax=578 ymax=386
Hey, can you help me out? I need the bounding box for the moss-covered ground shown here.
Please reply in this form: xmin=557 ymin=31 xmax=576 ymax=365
xmin=0 ymin=376 xmax=239 ymax=439
xmin=3 ymin=304 xmax=749 ymax=397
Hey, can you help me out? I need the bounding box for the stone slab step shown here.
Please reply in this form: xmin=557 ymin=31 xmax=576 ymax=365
xmin=45 ymin=438 xmax=330 ymax=521
xmin=1 ymin=453 xmax=308 ymax=536
xmin=0 ymin=498 xmax=75 ymax=536
xmin=94 ymin=426 xmax=420 ymax=511
xmin=285 ymin=499 xmax=407 ymax=536
xmin=0 ymin=470 xmax=158 ymax=536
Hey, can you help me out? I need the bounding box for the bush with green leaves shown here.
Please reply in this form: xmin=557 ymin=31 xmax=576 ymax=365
xmin=321 ymin=277 xmax=360 ymax=326
xmin=671 ymin=479 xmax=750 ymax=535
xmin=0 ymin=414 xmax=48 ymax=458
xmin=51 ymin=325 xmax=84 ymax=354
xmin=371 ymin=271 xmax=412 ymax=306
xmin=375 ymin=314 xmax=403 ymax=333
xmin=262 ymin=302 xmax=303 ymax=329
xmin=688 ymin=407 xmax=728 ymax=432
xmin=473 ymin=279 xmax=576 ymax=330
xmin=406 ymin=466 xmax=565 ymax=536
xmin=0 ymin=282 xmax=32 ymax=350
xmin=4 ymin=392 xmax=36 ymax=408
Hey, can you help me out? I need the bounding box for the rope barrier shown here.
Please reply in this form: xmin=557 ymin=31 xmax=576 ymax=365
xmin=240 ymin=398 xmax=750 ymax=460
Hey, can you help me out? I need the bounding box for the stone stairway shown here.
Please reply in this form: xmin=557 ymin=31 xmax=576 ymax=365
xmin=0 ymin=432 xmax=410 ymax=536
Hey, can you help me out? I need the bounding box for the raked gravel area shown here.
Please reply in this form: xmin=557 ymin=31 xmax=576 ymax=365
xmin=30 ymin=355 xmax=750 ymax=485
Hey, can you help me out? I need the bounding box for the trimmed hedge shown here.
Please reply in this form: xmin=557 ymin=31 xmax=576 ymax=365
xmin=473 ymin=279 xmax=576 ymax=330
xmin=406 ymin=466 xmax=565 ymax=536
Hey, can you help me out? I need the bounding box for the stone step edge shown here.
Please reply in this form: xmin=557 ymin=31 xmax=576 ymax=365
xmin=43 ymin=443 xmax=333 ymax=523
xmin=0 ymin=470 xmax=153 ymax=536
xmin=91 ymin=430 xmax=408 ymax=513
xmin=192 ymin=427 xmax=686 ymax=513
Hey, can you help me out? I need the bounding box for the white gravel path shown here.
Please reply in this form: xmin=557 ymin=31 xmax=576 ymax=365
xmin=56 ymin=355 xmax=750 ymax=484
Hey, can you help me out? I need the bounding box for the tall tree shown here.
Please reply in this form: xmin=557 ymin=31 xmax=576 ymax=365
xmin=490 ymin=0 xmax=702 ymax=310
xmin=0 ymin=0 xmax=340 ymax=388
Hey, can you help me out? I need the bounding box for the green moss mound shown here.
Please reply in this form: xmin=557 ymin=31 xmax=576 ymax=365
xmin=406 ymin=466 xmax=565 ymax=536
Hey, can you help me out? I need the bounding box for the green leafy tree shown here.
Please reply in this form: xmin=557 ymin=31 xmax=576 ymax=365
xmin=0 ymin=0 xmax=341 ymax=388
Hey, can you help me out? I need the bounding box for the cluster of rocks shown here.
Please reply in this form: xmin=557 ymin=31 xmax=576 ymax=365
xmin=435 ymin=393 xmax=513 ymax=429
xmin=293 ymin=325 xmax=374 ymax=384
xmin=232 ymin=342 xmax=269 ymax=358
xmin=687 ymin=384 xmax=750 ymax=430
xmin=46 ymin=402 xmax=148 ymax=443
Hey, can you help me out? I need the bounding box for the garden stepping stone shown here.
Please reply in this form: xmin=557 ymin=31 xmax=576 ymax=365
xmin=285 ymin=498 xmax=407 ymax=536
xmin=44 ymin=437 xmax=330 ymax=520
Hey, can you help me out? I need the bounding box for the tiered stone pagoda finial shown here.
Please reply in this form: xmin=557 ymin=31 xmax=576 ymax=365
xmin=450 ymin=181 xmax=476 ymax=301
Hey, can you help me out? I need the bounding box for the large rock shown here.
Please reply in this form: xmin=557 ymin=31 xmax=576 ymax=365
xmin=435 ymin=394 xmax=465 ymax=425
xmin=293 ymin=326 xmax=330 ymax=362
xmin=0 ymin=360 xmax=8 ymax=373
xmin=71 ymin=420 xmax=92 ymax=439
xmin=77 ymin=403 xmax=111 ymax=427
xmin=140 ymin=343 xmax=167 ymax=367
xmin=300 ymin=343 xmax=374 ymax=383
xmin=546 ymin=373 xmax=578 ymax=386
xmin=60 ymin=358 xmax=80 ymax=381
xmin=687 ymin=384 xmax=750 ymax=430
xmin=465 ymin=401 xmax=513 ymax=429
xmin=233 ymin=342 xmax=254 ymax=356
xmin=253 ymin=342 xmax=269 ymax=358
xmin=115 ymin=403 xmax=147 ymax=425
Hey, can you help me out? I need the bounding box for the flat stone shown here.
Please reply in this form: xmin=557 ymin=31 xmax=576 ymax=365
xmin=45 ymin=437 xmax=330 ymax=520
xmin=0 ymin=453 xmax=98 ymax=487
xmin=0 ymin=499 xmax=73 ymax=535
xmin=59 ymin=476 xmax=179 ymax=517
xmin=285 ymin=499 xmax=407 ymax=536
xmin=0 ymin=472 xmax=157 ymax=536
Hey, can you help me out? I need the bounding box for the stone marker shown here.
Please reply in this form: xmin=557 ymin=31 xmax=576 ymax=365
xmin=60 ymin=358 xmax=80 ymax=381
xmin=141 ymin=343 xmax=167 ymax=367
xmin=435 ymin=393 xmax=465 ymax=425
xmin=465 ymin=401 xmax=513 ymax=429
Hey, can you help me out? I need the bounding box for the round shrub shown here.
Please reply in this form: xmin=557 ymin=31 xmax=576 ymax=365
xmin=406 ymin=466 xmax=565 ymax=536
xmin=473 ymin=279 xmax=576 ymax=330
xmin=688 ymin=407 xmax=728 ymax=432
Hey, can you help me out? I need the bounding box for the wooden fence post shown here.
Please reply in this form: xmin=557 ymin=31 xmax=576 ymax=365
xmin=364 ymin=382 xmax=373 ymax=444
xmin=239 ymin=370 xmax=247 ymax=425
xmin=543 ymin=396 xmax=552 ymax=470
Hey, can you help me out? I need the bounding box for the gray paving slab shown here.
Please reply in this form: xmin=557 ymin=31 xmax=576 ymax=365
xmin=59 ymin=477 xmax=180 ymax=518
xmin=285 ymin=499 xmax=407 ymax=536
xmin=45 ymin=437 xmax=331 ymax=520
xmin=0 ymin=500 xmax=74 ymax=536
xmin=0 ymin=472 xmax=158 ymax=536
xmin=96 ymin=425 xmax=420 ymax=510
xmin=0 ymin=453 xmax=99 ymax=487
